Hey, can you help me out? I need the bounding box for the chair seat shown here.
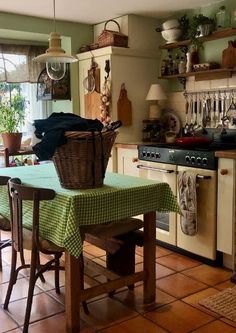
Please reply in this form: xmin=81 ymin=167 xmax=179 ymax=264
xmin=23 ymin=228 xmax=64 ymax=253
xmin=0 ymin=215 xmax=11 ymax=231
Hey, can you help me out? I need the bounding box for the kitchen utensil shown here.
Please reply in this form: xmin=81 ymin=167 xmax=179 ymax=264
xmin=222 ymin=40 xmax=236 ymax=69
xmin=117 ymin=83 xmax=132 ymax=126
xmin=84 ymin=90 xmax=101 ymax=119
xmin=83 ymin=57 xmax=97 ymax=93
xmin=183 ymin=94 xmax=190 ymax=134
xmin=206 ymin=96 xmax=212 ymax=126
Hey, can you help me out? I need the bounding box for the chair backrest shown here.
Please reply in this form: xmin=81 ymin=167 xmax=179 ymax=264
xmin=0 ymin=176 xmax=11 ymax=186
xmin=8 ymin=178 xmax=56 ymax=252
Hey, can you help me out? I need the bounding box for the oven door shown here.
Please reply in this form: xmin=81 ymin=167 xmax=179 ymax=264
xmin=177 ymin=166 xmax=217 ymax=260
xmin=138 ymin=161 xmax=177 ymax=245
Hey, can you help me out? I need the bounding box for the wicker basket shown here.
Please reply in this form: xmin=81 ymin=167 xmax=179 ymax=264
xmin=52 ymin=131 xmax=117 ymax=189
xmin=97 ymin=19 xmax=128 ymax=48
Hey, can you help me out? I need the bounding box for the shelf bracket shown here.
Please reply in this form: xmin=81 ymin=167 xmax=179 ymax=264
xmin=177 ymin=77 xmax=186 ymax=89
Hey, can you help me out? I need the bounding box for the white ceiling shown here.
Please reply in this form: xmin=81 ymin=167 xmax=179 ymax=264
xmin=0 ymin=0 xmax=218 ymax=24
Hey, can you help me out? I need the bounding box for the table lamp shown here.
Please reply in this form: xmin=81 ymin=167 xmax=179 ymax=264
xmin=145 ymin=84 xmax=167 ymax=119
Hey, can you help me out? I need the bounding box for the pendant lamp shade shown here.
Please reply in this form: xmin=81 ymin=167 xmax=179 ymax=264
xmin=33 ymin=0 xmax=78 ymax=80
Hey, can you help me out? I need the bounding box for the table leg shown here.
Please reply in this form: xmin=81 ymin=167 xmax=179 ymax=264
xmin=143 ymin=211 xmax=156 ymax=304
xmin=65 ymin=251 xmax=81 ymax=333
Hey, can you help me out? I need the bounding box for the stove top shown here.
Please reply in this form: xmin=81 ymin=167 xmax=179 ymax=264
xmin=138 ymin=142 xmax=236 ymax=170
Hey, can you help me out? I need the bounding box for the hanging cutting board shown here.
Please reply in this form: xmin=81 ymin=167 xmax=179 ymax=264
xmin=84 ymin=91 xmax=101 ymax=119
xmin=222 ymin=41 xmax=236 ymax=69
xmin=117 ymin=83 xmax=132 ymax=126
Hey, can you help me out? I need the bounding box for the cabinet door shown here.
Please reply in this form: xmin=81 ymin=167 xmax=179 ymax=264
xmin=117 ymin=148 xmax=139 ymax=176
xmin=217 ymin=158 xmax=236 ymax=255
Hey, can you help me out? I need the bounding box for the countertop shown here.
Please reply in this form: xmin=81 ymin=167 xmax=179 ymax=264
xmin=215 ymin=150 xmax=236 ymax=159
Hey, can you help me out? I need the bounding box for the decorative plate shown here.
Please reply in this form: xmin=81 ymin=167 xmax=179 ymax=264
xmin=161 ymin=110 xmax=181 ymax=134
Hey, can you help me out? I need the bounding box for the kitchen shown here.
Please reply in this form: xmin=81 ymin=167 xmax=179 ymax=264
xmin=1 ymin=0 xmax=236 ymax=332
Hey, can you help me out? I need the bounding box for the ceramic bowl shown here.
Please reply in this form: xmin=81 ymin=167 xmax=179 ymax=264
xmin=161 ymin=28 xmax=182 ymax=43
xmin=162 ymin=19 xmax=180 ymax=30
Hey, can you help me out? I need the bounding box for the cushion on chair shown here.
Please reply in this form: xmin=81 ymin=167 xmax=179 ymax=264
xmin=0 ymin=215 xmax=11 ymax=231
xmin=23 ymin=228 xmax=64 ymax=252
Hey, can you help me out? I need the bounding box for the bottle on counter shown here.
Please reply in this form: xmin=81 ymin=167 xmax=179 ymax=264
xmin=216 ymin=6 xmax=227 ymax=29
xmin=231 ymin=9 xmax=236 ymax=28
xmin=186 ymin=52 xmax=192 ymax=73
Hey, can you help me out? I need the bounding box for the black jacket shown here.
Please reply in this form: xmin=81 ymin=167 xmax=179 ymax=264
xmin=33 ymin=112 xmax=103 ymax=160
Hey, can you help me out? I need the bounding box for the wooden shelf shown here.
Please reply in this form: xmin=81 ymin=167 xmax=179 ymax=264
xmin=159 ymin=68 xmax=235 ymax=81
xmin=159 ymin=28 xmax=236 ymax=50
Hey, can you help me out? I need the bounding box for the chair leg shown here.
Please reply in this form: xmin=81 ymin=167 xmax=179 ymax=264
xmin=4 ymin=248 xmax=18 ymax=309
xmin=54 ymin=254 xmax=60 ymax=294
xmin=80 ymin=254 xmax=89 ymax=314
xmin=23 ymin=249 xmax=38 ymax=333
xmin=37 ymin=253 xmax=46 ymax=283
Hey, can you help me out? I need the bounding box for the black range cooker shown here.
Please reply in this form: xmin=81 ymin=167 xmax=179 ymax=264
xmin=138 ymin=141 xmax=236 ymax=170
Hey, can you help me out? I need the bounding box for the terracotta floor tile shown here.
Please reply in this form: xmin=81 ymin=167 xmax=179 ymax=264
xmin=214 ymin=280 xmax=236 ymax=290
xmin=81 ymin=297 xmax=138 ymax=330
xmin=220 ymin=317 xmax=236 ymax=328
xmin=113 ymin=284 xmax=176 ymax=313
xmin=144 ymin=300 xmax=214 ymax=333
xmin=6 ymin=293 xmax=64 ymax=326
xmin=182 ymin=287 xmax=221 ymax=317
xmin=155 ymin=246 xmax=172 ymax=258
xmin=136 ymin=262 xmax=175 ymax=279
xmin=27 ymin=312 xmax=96 ymax=333
xmin=157 ymin=273 xmax=208 ymax=298
xmin=0 ymin=308 xmax=18 ymax=332
xmin=191 ymin=319 xmax=236 ymax=332
xmin=182 ymin=264 xmax=233 ymax=286
xmin=157 ymin=253 xmax=201 ymax=271
xmin=101 ymin=315 xmax=168 ymax=333
xmin=0 ymin=277 xmax=42 ymax=305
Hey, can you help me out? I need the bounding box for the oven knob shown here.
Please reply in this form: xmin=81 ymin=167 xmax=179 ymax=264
xmin=202 ymin=157 xmax=208 ymax=165
xmin=196 ymin=157 xmax=201 ymax=164
xmin=142 ymin=151 xmax=146 ymax=157
xmin=191 ymin=156 xmax=195 ymax=163
xmin=151 ymin=152 xmax=155 ymax=158
xmin=155 ymin=152 xmax=160 ymax=158
xmin=146 ymin=152 xmax=150 ymax=158
xmin=185 ymin=155 xmax=190 ymax=163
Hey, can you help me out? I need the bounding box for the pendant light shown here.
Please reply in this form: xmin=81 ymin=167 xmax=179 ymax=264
xmin=33 ymin=0 xmax=78 ymax=81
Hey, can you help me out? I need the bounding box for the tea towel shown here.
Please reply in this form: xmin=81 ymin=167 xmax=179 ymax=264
xmin=177 ymin=171 xmax=197 ymax=236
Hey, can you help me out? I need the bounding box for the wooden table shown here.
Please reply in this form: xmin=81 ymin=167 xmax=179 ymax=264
xmin=0 ymin=163 xmax=180 ymax=332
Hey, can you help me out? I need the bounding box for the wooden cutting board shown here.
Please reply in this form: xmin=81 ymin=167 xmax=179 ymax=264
xmin=222 ymin=41 xmax=236 ymax=69
xmin=84 ymin=91 xmax=101 ymax=119
xmin=117 ymin=83 xmax=132 ymax=126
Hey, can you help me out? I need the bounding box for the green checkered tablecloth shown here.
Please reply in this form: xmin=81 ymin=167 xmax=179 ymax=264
xmin=0 ymin=163 xmax=180 ymax=258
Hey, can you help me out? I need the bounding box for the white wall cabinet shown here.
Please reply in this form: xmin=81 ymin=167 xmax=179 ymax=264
xmin=217 ymin=158 xmax=236 ymax=256
xmin=77 ymin=46 xmax=159 ymax=143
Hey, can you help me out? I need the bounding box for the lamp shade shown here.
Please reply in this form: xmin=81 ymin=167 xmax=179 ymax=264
xmin=146 ymin=84 xmax=167 ymax=101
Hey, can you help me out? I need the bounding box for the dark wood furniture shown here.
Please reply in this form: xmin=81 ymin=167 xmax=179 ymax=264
xmin=0 ymin=148 xmax=34 ymax=167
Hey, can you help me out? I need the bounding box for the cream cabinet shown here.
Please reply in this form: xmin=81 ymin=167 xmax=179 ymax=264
xmin=117 ymin=146 xmax=139 ymax=176
xmin=77 ymin=46 xmax=159 ymax=143
xmin=217 ymin=158 xmax=236 ymax=256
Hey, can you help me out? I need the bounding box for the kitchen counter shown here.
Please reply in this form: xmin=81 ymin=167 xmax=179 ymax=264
xmin=215 ymin=150 xmax=236 ymax=159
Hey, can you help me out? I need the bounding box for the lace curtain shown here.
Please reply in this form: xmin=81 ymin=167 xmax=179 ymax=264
xmin=0 ymin=44 xmax=46 ymax=83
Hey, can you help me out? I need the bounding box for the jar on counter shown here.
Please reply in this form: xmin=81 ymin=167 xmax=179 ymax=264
xmin=178 ymin=56 xmax=186 ymax=74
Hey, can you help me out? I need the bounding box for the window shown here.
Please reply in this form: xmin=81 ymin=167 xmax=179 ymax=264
xmin=0 ymin=44 xmax=52 ymax=141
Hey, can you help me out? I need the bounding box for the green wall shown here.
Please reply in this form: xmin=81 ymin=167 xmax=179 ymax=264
xmin=0 ymin=11 xmax=94 ymax=114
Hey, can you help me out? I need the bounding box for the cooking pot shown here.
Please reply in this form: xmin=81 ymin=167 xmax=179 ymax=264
xmin=175 ymin=136 xmax=212 ymax=147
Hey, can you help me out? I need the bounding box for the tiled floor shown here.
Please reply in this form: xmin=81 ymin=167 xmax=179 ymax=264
xmin=1 ymin=230 xmax=236 ymax=333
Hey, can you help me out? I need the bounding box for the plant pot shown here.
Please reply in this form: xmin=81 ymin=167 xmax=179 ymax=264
xmin=1 ymin=132 xmax=22 ymax=153
xmin=197 ymin=24 xmax=213 ymax=37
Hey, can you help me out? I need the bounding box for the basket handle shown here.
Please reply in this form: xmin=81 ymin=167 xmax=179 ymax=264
xmin=104 ymin=19 xmax=121 ymax=32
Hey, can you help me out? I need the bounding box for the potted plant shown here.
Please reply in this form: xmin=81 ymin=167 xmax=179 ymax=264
xmin=0 ymin=92 xmax=26 ymax=153
xmin=187 ymin=14 xmax=215 ymax=46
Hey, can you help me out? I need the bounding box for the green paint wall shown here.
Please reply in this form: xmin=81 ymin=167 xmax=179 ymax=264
xmin=0 ymin=11 xmax=94 ymax=114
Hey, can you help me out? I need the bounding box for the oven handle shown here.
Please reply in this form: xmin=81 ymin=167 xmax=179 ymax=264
xmin=137 ymin=164 xmax=175 ymax=173
xmin=176 ymin=171 xmax=211 ymax=180
xmin=196 ymin=174 xmax=211 ymax=179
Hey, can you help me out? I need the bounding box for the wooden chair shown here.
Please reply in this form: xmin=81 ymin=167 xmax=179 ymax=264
xmin=3 ymin=178 xmax=66 ymax=333
xmin=0 ymin=176 xmax=13 ymax=270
